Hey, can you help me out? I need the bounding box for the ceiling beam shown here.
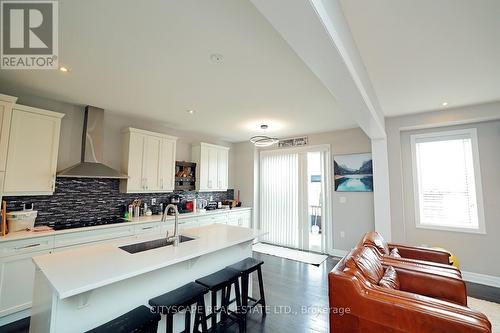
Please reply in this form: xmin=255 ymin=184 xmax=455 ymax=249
xmin=249 ymin=0 xmax=386 ymax=139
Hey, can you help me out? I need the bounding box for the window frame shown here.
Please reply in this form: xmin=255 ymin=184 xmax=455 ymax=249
xmin=410 ymin=128 xmax=486 ymax=234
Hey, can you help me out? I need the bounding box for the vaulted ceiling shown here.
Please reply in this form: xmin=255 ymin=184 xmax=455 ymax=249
xmin=339 ymin=0 xmax=500 ymax=116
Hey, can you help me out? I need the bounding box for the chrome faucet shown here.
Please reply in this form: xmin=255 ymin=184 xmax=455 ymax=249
xmin=162 ymin=204 xmax=180 ymax=246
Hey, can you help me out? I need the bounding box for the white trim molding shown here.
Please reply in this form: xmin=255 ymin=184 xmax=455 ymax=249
xmin=409 ymin=128 xmax=486 ymax=234
xmin=462 ymin=271 xmax=500 ymax=289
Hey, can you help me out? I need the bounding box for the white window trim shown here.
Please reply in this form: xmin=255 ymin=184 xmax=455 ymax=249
xmin=410 ymin=128 xmax=486 ymax=234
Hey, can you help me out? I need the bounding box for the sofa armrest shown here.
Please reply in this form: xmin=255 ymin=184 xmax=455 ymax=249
xmin=394 ymin=265 xmax=467 ymax=305
xmin=389 ymin=243 xmax=451 ymax=264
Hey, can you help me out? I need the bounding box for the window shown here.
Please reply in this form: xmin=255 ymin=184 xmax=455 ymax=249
xmin=410 ymin=128 xmax=485 ymax=233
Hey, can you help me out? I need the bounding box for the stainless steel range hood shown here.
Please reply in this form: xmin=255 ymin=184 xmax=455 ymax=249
xmin=57 ymin=106 xmax=128 ymax=179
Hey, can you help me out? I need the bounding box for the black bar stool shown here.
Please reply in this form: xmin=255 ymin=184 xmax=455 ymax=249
xmin=195 ymin=268 xmax=244 ymax=333
xmin=86 ymin=305 xmax=161 ymax=333
xmin=227 ymin=258 xmax=266 ymax=317
xmin=149 ymin=282 xmax=209 ymax=333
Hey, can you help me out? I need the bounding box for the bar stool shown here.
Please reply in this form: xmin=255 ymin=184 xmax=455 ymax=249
xmin=149 ymin=282 xmax=209 ymax=333
xmin=86 ymin=305 xmax=161 ymax=333
xmin=195 ymin=268 xmax=244 ymax=333
xmin=227 ymin=258 xmax=266 ymax=317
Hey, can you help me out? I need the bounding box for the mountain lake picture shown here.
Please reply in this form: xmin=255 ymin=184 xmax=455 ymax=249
xmin=334 ymin=153 xmax=373 ymax=192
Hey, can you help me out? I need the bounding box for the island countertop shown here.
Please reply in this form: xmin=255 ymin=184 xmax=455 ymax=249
xmin=33 ymin=224 xmax=262 ymax=299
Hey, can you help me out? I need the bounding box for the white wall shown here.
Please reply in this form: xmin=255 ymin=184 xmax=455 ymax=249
xmin=6 ymin=92 xmax=236 ymax=188
xmin=386 ymin=101 xmax=500 ymax=277
xmin=232 ymin=128 xmax=374 ymax=252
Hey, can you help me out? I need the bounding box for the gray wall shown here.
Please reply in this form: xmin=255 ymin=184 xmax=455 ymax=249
xmin=232 ymin=128 xmax=374 ymax=252
xmin=3 ymin=91 xmax=236 ymax=188
xmin=386 ymin=101 xmax=500 ymax=277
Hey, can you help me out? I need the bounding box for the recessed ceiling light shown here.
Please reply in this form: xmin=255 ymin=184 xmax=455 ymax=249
xmin=187 ymin=109 xmax=195 ymax=115
xmin=210 ymin=53 xmax=224 ymax=64
xmin=59 ymin=66 xmax=69 ymax=72
xmin=442 ymin=102 xmax=449 ymax=107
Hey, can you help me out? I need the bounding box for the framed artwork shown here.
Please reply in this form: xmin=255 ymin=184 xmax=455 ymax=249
xmin=334 ymin=153 xmax=373 ymax=192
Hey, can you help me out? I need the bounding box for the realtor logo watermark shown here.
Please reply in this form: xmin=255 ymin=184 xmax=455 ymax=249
xmin=1 ymin=0 xmax=58 ymax=69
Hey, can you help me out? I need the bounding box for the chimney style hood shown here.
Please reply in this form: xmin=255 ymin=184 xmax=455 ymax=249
xmin=57 ymin=106 xmax=128 ymax=179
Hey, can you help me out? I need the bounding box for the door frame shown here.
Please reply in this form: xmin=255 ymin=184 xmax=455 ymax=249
xmin=259 ymin=144 xmax=332 ymax=253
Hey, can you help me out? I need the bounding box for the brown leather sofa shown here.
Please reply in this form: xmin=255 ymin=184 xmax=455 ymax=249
xmin=359 ymin=232 xmax=462 ymax=277
xmin=328 ymin=246 xmax=491 ymax=333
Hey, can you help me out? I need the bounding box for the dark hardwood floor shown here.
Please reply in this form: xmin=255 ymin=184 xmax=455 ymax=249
xmin=1 ymin=252 xmax=498 ymax=333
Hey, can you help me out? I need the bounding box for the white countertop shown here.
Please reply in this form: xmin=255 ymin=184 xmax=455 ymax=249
xmin=33 ymin=223 xmax=262 ymax=299
xmin=0 ymin=207 xmax=252 ymax=243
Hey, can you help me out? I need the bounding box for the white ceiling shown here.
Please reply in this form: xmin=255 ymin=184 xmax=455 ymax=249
xmin=0 ymin=0 xmax=357 ymax=142
xmin=339 ymin=0 xmax=500 ymax=116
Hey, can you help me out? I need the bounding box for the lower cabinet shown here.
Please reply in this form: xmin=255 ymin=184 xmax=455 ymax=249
xmin=0 ymin=249 xmax=51 ymax=319
xmin=227 ymin=211 xmax=251 ymax=228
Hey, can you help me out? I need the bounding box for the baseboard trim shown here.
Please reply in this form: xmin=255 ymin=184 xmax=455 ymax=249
xmin=329 ymin=248 xmax=348 ymax=258
xmin=462 ymin=270 xmax=500 ymax=288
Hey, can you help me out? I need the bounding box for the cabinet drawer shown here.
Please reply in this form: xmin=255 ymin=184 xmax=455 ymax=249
xmin=135 ymin=222 xmax=163 ymax=234
xmin=54 ymin=226 xmax=134 ymax=248
xmin=0 ymin=236 xmax=54 ymax=258
xmin=198 ymin=214 xmax=227 ymax=226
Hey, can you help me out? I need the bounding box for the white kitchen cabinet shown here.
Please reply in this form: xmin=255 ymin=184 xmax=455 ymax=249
xmin=198 ymin=214 xmax=228 ymax=226
xmin=0 ymin=94 xmax=16 ymax=172
xmin=0 ymin=248 xmax=51 ymax=320
xmin=192 ymin=143 xmax=230 ymax=191
xmin=227 ymin=210 xmax=251 ymax=228
xmin=3 ymin=105 xmax=64 ymax=196
xmin=121 ymin=128 xmax=177 ymax=193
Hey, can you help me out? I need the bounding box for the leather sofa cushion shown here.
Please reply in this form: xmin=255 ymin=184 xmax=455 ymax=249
xmin=362 ymin=231 xmax=390 ymax=255
xmin=390 ymin=247 xmax=401 ymax=258
xmin=345 ymin=247 xmax=384 ymax=285
xmin=379 ymin=266 xmax=400 ymax=290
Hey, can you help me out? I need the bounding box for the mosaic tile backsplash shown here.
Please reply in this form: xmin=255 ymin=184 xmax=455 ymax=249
xmin=4 ymin=178 xmax=234 ymax=228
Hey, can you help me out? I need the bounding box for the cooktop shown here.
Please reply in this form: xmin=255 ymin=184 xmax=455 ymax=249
xmin=49 ymin=217 xmax=126 ymax=231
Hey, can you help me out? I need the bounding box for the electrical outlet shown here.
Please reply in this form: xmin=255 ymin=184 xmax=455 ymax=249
xmin=151 ymin=198 xmax=157 ymax=205
xmin=340 ymin=231 xmax=345 ymax=238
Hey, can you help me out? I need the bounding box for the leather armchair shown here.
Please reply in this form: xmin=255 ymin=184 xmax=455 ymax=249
xmin=328 ymin=247 xmax=491 ymax=333
xmin=361 ymin=231 xmax=452 ymax=265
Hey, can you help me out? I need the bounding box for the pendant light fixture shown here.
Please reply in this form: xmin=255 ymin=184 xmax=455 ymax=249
xmin=250 ymin=124 xmax=279 ymax=147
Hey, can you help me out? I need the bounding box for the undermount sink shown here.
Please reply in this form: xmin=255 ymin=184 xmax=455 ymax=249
xmin=119 ymin=235 xmax=195 ymax=254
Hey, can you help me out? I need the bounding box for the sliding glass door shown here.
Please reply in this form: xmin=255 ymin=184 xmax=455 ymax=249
xmin=259 ymin=146 xmax=331 ymax=253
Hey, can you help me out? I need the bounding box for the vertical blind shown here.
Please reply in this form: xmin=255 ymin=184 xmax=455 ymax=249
xmin=414 ymin=133 xmax=480 ymax=229
xmin=260 ymin=152 xmax=299 ymax=248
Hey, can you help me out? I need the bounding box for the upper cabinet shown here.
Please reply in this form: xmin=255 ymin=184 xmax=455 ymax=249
xmin=120 ymin=128 xmax=177 ymax=193
xmin=0 ymin=94 xmax=16 ymax=172
xmin=192 ymin=143 xmax=230 ymax=192
xmin=3 ymin=104 xmax=64 ymax=196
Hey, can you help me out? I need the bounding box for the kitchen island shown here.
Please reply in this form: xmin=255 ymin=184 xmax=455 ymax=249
xmin=29 ymin=223 xmax=262 ymax=332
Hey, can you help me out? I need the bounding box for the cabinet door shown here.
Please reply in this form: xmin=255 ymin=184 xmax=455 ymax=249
xmin=143 ymin=136 xmax=162 ymax=191
xmin=199 ymin=146 xmax=210 ymax=191
xmin=126 ymin=133 xmax=146 ymax=192
xmin=217 ymin=148 xmax=229 ymax=190
xmin=160 ymin=139 xmax=176 ymax=191
xmin=0 ymin=101 xmax=13 ymax=172
xmin=0 ymin=249 xmax=51 ymax=317
xmin=207 ymin=147 xmax=218 ymax=190
xmin=4 ymin=109 xmax=61 ymax=195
